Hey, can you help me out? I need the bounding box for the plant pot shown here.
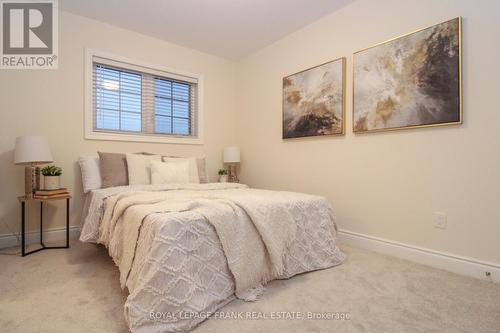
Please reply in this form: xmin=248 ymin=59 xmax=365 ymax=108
xmin=44 ymin=176 xmax=60 ymax=190
xmin=219 ymin=175 xmax=228 ymax=183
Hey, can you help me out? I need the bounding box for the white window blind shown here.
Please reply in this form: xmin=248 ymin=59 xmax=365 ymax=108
xmin=94 ymin=65 xmax=143 ymax=132
xmin=86 ymin=51 xmax=202 ymax=144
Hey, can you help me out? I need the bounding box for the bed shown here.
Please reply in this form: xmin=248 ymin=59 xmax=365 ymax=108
xmin=79 ymin=182 xmax=345 ymax=333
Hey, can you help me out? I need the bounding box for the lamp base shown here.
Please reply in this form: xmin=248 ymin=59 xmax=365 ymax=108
xmin=24 ymin=166 xmax=37 ymax=198
xmin=228 ymin=164 xmax=239 ymax=183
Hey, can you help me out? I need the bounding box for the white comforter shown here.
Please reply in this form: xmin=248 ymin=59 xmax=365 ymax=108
xmin=80 ymin=183 xmax=345 ymax=333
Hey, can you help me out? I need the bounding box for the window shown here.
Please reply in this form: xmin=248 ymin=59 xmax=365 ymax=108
xmin=95 ymin=66 xmax=142 ymax=132
xmin=85 ymin=50 xmax=203 ymax=144
xmin=154 ymin=78 xmax=191 ymax=135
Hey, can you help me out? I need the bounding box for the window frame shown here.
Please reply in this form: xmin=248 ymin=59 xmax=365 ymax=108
xmin=84 ymin=49 xmax=204 ymax=145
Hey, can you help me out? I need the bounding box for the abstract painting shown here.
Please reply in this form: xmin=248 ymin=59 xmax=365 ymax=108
xmin=353 ymin=17 xmax=462 ymax=133
xmin=283 ymin=58 xmax=345 ymax=139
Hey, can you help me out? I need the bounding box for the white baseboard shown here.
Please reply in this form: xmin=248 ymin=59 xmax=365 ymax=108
xmin=3 ymin=226 xmax=498 ymax=283
xmin=0 ymin=226 xmax=81 ymax=249
xmin=338 ymin=229 xmax=500 ymax=284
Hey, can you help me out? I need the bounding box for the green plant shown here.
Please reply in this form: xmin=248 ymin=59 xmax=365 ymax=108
xmin=41 ymin=165 xmax=62 ymax=176
xmin=218 ymin=169 xmax=228 ymax=176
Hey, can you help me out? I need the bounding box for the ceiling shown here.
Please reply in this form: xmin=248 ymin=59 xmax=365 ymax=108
xmin=60 ymin=0 xmax=354 ymax=60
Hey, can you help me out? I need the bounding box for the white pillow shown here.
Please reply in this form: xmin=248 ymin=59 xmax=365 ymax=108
xmin=151 ymin=160 xmax=190 ymax=184
xmin=78 ymin=156 xmax=102 ymax=193
xmin=126 ymin=153 xmax=162 ymax=185
xmin=162 ymin=157 xmax=200 ymax=183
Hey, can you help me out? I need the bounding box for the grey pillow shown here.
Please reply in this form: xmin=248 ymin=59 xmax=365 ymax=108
xmin=98 ymin=152 xmax=128 ymax=188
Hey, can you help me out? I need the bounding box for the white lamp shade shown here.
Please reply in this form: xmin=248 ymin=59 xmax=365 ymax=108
xmin=223 ymin=146 xmax=240 ymax=163
xmin=14 ymin=136 xmax=53 ymax=165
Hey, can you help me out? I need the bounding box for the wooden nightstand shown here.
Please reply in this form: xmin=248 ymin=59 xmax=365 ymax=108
xmin=18 ymin=194 xmax=71 ymax=257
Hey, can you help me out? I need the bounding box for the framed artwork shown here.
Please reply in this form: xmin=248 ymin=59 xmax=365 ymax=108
xmin=283 ymin=57 xmax=345 ymax=139
xmin=353 ymin=17 xmax=462 ymax=133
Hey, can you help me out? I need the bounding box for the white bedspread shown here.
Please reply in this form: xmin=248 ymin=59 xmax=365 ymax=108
xmin=80 ymin=184 xmax=345 ymax=333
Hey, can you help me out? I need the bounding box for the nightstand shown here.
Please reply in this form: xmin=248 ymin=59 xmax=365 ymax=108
xmin=18 ymin=194 xmax=71 ymax=257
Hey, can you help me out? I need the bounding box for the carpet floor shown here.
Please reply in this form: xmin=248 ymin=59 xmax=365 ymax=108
xmin=1 ymin=241 xmax=499 ymax=333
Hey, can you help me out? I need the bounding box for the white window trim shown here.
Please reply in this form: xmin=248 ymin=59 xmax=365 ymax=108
xmin=84 ymin=48 xmax=204 ymax=145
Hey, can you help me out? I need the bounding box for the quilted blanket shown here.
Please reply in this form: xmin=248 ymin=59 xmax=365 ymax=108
xmin=80 ymin=184 xmax=345 ymax=333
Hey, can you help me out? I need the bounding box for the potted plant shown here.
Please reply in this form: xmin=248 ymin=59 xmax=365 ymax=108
xmin=218 ymin=169 xmax=228 ymax=183
xmin=41 ymin=165 xmax=62 ymax=190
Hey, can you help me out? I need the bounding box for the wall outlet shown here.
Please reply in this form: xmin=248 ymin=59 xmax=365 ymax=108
xmin=434 ymin=212 xmax=447 ymax=229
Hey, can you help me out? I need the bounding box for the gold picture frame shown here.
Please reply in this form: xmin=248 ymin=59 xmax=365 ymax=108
xmin=282 ymin=57 xmax=346 ymax=139
xmin=352 ymin=17 xmax=462 ymax=134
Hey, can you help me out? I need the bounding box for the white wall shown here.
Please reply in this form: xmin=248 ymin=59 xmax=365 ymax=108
xmin=1 ymin=0 xmax=499 ymax=267
xmin=0 ymin=11 xmax=238 ymax=235
xmin=236 ymin=0 xmax=500 ymax=264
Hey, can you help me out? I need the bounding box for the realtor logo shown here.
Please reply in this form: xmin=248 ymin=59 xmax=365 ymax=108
xmin=1 ymin=0 xmax=58 ymax=69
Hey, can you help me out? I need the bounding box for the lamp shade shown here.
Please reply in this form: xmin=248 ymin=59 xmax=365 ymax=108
xmin=223 ymin=146 xmax=240 ymax=163
xmin=14 ymin=136 xmax=53 ymax=165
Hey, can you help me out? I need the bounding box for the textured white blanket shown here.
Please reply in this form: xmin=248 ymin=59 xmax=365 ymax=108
xmin=80 ymin=183 xmax=246 ymax=243
xmin=80 ymin=184 xmax=345 ymax=332
xmin=98 ymin=187 xmax=305 ymax=299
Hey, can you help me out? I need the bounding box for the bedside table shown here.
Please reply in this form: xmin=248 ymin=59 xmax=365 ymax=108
xmin=18 ymin=194 xmax=71 ymax=257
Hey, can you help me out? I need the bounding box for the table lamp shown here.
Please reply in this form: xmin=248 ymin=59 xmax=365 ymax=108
xmin=223 ymin=146 xmax=240 ymax=183
xmin=14 ymin=136 xmax=53 ymax=198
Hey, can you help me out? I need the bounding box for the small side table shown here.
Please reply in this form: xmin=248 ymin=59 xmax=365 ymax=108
xmin=18 ymin=194 xmax=71 ymax=257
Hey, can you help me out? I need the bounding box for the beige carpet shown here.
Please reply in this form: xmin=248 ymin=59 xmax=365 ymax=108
xmin=1 ymin=241 xmax=499 ymax=333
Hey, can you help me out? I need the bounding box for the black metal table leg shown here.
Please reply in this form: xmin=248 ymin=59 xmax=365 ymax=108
xmin=21 ymin=201 xmax=45 ymax=256
xmin=21 ymin=202 xmax=25 ymax=257
xmin=40 ymin=201 xmax=44 ymax=247
xmin=66 ymin=198 xmax=70 ymax=248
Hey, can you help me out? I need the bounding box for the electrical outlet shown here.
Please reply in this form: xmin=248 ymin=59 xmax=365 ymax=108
xmin=434 ymin=212 xmax=447 ymax=229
